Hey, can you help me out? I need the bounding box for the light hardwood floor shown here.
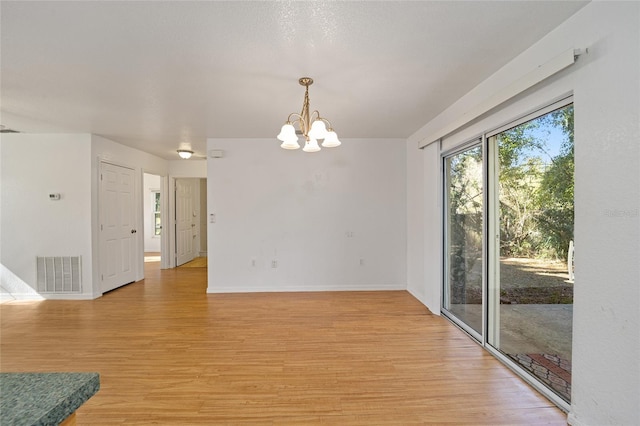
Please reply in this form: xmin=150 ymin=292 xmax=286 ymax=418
xmin=0 ymin=263 xmax=567 ymax=425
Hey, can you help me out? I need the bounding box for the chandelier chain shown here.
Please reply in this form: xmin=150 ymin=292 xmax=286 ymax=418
xmin=300 ymin=85 xmax=311 ymax=138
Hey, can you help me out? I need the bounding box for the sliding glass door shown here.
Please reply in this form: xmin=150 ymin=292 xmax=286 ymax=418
xmin=443 ymin=143 xmax=484 ymax=337
xmin=487 ymin=103 xmax=574 ymax=402
xmin=442 ymin=100 xmax=574 ymax=405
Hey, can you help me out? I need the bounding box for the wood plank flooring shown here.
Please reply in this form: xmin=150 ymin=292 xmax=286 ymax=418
xmin=0 ymin=264 xmax=567 ymax=425
xmin=179 ymin=257 xmax=208 ymax=268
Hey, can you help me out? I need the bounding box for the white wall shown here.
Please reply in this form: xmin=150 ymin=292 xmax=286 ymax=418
xmin=0 ymin=134 xmax=171 ymax=299
xmin=406 ymin=2 xmax=639 ymax=424
xmin=406 ymin=141 xmax=441 ymax=315
xmin=143 ymin=173 xmax=161 ymax=252
xmin=199 ymin=178 xmax=207 ymax=255
xmin=406 ymin=142 xmax=425 ymax=305
xmin=567 ymin=4 xmax=639 ymax=425
xmin=206 ymin=138 xmax=407 ymax=293
xmin=169 ymin=159 xmax=206 ymax=178
xmin=0 ymin=134 xmax=94 ymax=299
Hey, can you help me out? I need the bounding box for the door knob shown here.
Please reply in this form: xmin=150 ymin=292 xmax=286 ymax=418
xmin=131 ymin=229 xmax=137 ymax=234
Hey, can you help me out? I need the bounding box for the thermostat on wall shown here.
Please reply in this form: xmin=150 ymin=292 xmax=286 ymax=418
xmin=49 ymin=193 xmax=61 ymax=200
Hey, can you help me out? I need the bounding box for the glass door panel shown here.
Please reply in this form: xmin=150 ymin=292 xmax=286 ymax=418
xmin=443 ymin=144 xmax=484 ymax=336
xmin=487 ymin=104 xmax=574 ymax=402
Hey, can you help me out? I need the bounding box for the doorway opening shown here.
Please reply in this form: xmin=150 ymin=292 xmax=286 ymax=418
xmin=174 ymin=178 xmax=207 ymax=267
xmin=143 ymin=173 xmax=163 ymax=268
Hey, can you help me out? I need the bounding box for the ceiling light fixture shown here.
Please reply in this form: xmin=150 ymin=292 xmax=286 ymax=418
xmin=277 ymin=77 xmax=341 ymax=152
xmin=177 ymin=149 xmax=194 ymax=159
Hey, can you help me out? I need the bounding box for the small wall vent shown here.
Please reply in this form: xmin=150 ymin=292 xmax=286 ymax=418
xmin=36 ymin=256 xmax=82 ymax=293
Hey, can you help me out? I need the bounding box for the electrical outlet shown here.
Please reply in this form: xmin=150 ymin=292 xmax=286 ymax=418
xmin=271 ymin=260 xmax=278 ymax=268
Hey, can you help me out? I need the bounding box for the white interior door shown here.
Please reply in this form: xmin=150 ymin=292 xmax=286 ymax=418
xmin=100 ymin=162 xmax=137 ymax=293
xmin=175 ymin=179 xmax=195 ymax=266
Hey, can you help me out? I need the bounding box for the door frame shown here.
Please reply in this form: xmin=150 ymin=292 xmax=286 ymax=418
xmin=167 ymin=176 xmax=207 ymax=268
xmin=98 ymin=159 xmax=139 ymax=293
xmin=174 ymin=178 xmax=197 ymax=267
xmin=141 ymin=170 xmax=170 ymax=270
xmin=168 ymin=177 xmax=177 ymax=268
xmin=441 ymin=138 xmax=485 ymax=342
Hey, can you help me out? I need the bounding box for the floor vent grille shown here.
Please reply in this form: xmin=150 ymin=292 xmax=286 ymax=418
xmin=36 ymin=256 xmax=82 ymax=293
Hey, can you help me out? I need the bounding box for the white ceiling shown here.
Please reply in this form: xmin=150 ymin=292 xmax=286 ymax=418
xmin=0 ymin=1 xmax=588 ymax=160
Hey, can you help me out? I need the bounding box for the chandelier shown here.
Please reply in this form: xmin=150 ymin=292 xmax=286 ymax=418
xmin=277 ymin=77 xmax=341 ymax=152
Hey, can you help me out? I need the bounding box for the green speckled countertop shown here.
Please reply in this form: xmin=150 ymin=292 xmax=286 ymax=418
xmin=0 ymin=372 xmax=100 ymax=426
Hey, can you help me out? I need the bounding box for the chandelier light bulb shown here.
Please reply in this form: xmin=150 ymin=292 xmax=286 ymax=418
xmin=303 ymin=138 xmax=321 ymax=153
xmin=308 ymin=120 xmax=328 ymax=140
xmin=280 ymin=136 xmax=301 ymax=150
xmin=321 ymin=130 xmax=341 ymax=148
xmin=277 ymin=123 xmax=296 ymax=142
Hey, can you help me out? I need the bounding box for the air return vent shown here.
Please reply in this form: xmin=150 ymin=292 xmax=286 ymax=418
xmin=36 ymin=257 xmax=82 ymax=293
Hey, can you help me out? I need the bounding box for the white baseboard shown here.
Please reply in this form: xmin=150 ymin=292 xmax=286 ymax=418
xmin=207 ymin=283 xmax=405 ymax=294
xmin=406 ymin=287 xmax=440 ymax=315
xmin=0 ymin=292 xmax=44 ymax=302
xmin=40 ymin=293 xmax=100 ymax=300
xmin=567 ymin=412 xmax=584 ymax=426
